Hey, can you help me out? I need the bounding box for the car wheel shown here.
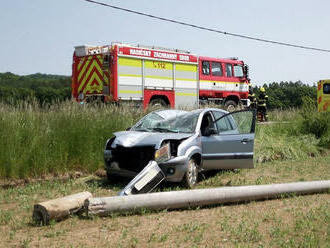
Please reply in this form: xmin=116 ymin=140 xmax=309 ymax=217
xmin=106 ymin=171 xmax=119 ymax=183
xmin=182 ymin=158 xmax=198 ymax=188
xmin=224 ymin=100 xmax=237 ymax=112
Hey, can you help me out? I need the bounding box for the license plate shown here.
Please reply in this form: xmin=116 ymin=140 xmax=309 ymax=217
xmin=134 ymin=167 xmax=159 ymax=191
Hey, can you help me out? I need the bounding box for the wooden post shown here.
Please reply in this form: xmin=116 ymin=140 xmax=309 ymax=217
xmin=33 ymin=191 xmax=92 ymax=225
xmin=85 ymin=181 xmax=330 ymax=216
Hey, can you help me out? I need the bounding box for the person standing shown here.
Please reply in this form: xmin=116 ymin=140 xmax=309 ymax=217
xmin=258 ymin=87 xmax=268 ymax=121
xmin=248 ymin=83 xmax=257 ymax=109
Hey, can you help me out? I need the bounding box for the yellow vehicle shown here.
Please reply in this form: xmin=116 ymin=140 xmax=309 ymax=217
xmin=317 ymin=80 xmax=330 ymax=112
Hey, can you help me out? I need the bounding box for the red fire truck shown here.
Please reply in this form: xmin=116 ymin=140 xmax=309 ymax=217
xmin=72 ymin=42 xmax=250 ymax=109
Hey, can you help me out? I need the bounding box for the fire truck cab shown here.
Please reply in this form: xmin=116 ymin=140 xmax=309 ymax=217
xmin=198 ymin=56 xmax=249 ymax=110
xmin=71 ymin=43 xmax=250 ymax=109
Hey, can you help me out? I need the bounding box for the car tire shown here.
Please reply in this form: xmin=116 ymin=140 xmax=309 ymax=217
xmin=106 ymin=171 xmax=119 ymax=183
xmin=149 ymin=98 xmax=168 ymax=108
xmin=224 ymin=100 xmax=237 ymax=112
xmin=182 ymin=158 xmax=198 ymax=188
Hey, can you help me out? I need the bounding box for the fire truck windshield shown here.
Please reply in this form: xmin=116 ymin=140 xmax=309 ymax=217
xmin=234 ymin=65 xmax=244 ymax=77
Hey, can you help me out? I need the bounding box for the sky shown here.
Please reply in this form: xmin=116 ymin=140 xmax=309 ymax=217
xmin=1 ymin=0 xmax=329 ymax=85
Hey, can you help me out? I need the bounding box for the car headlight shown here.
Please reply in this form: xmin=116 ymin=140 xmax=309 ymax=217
xmin=154 ymin=143 xmax=171 ymax=163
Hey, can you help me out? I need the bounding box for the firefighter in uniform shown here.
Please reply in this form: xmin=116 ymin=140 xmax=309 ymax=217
xmin=248 ymin=83 xmax=257 ymax=109
xmin=258 ymin=87 xmax=268 ymax=121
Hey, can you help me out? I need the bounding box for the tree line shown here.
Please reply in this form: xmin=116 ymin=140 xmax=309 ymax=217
xmin=0 ymin=72 xmax=317 ymax=109
xmin=0 ymin=72 xmax=71 ymax=105
xmin=254 ymin=81 xmax=317 ymax=109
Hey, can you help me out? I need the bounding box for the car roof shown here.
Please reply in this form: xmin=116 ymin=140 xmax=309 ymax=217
xmin=153 ymin=109 xmax=189 ymax=119
xmin=154 ymin=108 xmax=228 ymax=118
xmin=199 ymin=108 xmax=229 ymax=115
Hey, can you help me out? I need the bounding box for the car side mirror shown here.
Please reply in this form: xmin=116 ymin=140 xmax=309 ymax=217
xmin=126 ymin=127 xmax=131 ymax=131
xmin=204 ymin=127 xmax=217 ymax=136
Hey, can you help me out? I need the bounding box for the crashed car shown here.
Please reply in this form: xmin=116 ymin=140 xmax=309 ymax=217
xmin=104 ymin=108 xmax=256 ymax=192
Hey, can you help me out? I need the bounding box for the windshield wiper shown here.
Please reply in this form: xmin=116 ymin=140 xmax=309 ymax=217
xmin=151 ymin=127 xmax=179 ymax=133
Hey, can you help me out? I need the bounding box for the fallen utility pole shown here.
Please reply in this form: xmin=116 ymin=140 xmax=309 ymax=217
xmin=85 ymin=180 xmax=330 ymax=216
xmin=33 ymin=191 xmax=92 ymax=225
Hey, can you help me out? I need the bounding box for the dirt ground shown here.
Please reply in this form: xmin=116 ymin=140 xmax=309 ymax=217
xmin=0 ymin=156 xmax=329 ymax=247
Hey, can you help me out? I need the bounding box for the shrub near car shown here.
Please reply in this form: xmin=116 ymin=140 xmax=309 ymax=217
xmin=104 ymin=108 xmax=256 ymax=188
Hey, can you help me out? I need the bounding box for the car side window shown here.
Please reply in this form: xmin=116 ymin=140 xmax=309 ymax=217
xmin=214 ymin=110 xmax=256 ymax=135
xmin=200 ymin=112 xmax=216 ymax=136
xmin=212 ymin=111 xmax=234 ymax=134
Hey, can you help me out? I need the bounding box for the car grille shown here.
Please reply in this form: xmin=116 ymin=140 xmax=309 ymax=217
xmin=112 ymin=145 xmax=156 ymax=173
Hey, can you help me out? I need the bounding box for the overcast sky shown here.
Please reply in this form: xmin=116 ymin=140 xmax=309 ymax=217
xmin=1 ymin=0 xmax=329 ymax=85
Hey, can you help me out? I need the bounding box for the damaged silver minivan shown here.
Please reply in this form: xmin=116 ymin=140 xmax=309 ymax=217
xmin=104 ymin=108 xmax=256 ymax=192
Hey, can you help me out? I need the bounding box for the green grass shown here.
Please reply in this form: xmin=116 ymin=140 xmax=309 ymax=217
xmin=0 ymin=101 xmax=329 ymax=179
xmin=0 ymin=101 xmax=144 ymax=178
xmin=0 ymin=156 xmax=328 ymax=247
xmin=0 ymin=101 xmax=329 ymax=247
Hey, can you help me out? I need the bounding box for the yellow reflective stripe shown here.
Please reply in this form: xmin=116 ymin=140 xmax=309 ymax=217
xmin=78 ymin=60 xmax=103 ymax=92
xmin=78 ymin=60 xmax=102 ymax=92
xmin=119 ymin=74 xmax=196 ymax=82
xmin=176 ymin=64 xmax=197 ymax=72
xmin=78 ymin=57 xmax=91 ymax=82
xmin=78 ymin=56 xmax=102 ymax=81
xmin=118 ymin=57 xmax=142 ymax=67
xmin=200 ymin=80 xmax=246 ymax=84
xmin=146 ymin=75 xmax=172 ymax=80
xmin=119 ymin=74 xmax=197 ymax=83
xmin=77 ymin=57 xmax=87 ymax=71
xmin=119 ymin=90 xmax=142 ymax=94
xmin=145 ymin=60 xmax=173 ymax=70
xmin=119 ymin=73 xmax=142 ymax=78
xmin=78 ymin=59 xmax=103 ymax=92
xmin=175 ymin=92 xmax=197 ymax=96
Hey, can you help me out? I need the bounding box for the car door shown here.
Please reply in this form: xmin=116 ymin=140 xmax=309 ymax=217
xmin=201 ymin=109 xmax=256 ymax=170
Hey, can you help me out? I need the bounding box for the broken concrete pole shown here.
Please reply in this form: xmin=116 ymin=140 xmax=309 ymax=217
xmin=85 ymin=180 xmax=330 ymax=216
xmin=33 ymin=191 xmax=92 ymax=225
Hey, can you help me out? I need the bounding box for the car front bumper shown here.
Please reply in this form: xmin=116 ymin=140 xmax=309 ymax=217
xmin=105 ymin=149 xmax=188 ymax=183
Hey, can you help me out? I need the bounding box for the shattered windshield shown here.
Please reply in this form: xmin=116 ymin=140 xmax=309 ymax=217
xmin=131 ymin=111 xmax=200 ymax=133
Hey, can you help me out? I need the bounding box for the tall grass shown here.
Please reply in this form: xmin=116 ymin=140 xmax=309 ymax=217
xmin=255 ymin=101 xmax=330 ymax=163
xmin=299 ymin=97 xmax=330 ymax=148
xmin=0 ymin=100 xmax=329 ymax=179
xmin=0 ymin=101 xmax=144 ymax=178
xmin=255 ymin=118 xmax=321 ymax=163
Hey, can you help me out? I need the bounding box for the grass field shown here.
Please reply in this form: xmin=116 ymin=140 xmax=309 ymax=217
xmin=0 ymin=102 xmax=145 ymax=179
xmin=0 ymin=101 xmax=329 ymax=179
xmin=0 ymin=156 xmax=329 ymax=247
xmin=0 ymin=102 xmax=329 ymax=247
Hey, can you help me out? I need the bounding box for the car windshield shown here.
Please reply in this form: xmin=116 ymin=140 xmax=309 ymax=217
xmin=131 ymin=111 xmax=200 ymax=133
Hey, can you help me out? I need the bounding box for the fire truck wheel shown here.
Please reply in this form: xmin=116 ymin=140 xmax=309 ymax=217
xmin=224 ymin=100 xmax=237 ymax=112
xmin=149 ymin=98 xmax=168 ymax=108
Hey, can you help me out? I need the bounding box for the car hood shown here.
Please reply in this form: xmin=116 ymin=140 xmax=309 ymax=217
xmin=112 ymin=131 xmax=193 ymax=149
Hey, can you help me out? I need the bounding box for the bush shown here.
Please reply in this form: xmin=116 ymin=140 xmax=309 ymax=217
xmin=299 ymin=96 xmax=330 ymax=147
